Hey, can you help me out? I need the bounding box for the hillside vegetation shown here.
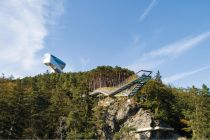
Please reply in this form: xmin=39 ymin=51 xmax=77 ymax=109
xmin=0 ymin=66 xmax=209 ymax=139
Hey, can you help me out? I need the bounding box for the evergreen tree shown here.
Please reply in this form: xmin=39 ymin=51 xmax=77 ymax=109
xmin=0 ymin=66 xmax=209 ymax=139
xmin=154 ymin=70 xmax=162 ymax=83
xmin=180 ymin=85 xmax=210 ymax=139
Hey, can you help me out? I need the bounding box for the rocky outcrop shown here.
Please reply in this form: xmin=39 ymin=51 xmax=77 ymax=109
xmin=101 ymin=98 xmax=139 ymax=139
xmin=97 ymin=97 xmax=179 ymax=139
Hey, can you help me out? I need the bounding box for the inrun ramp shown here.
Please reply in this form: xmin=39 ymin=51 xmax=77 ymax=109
xmin=90 ymin=70 xmax=152 ymax=97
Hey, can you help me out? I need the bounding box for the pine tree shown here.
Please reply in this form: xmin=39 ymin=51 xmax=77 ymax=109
xmin=181 ymin=85 xmax=210 ymax=139
xmin=154 ymin=70 xmax=162 ymax=83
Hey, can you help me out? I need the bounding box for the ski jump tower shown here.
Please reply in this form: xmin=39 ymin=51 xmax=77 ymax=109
xmin=43 ymin=53 xmax=66 ymax=73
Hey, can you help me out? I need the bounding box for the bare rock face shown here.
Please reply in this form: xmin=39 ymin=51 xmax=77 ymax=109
xmin=97 ymin=98 xmax=179 ymax=140
xmin=123 ymin=108 xmax=153 ymax=139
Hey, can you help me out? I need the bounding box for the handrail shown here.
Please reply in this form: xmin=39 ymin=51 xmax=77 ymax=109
xmin=136 ymin=70 xmax=152 ymax=76
xmin=90 ymin=69 xmax=152 ymax=97
xmin=115 ymin=70 xmax=152 ymax=88
xmin=108 ymin=70 xmax=152 ymax=96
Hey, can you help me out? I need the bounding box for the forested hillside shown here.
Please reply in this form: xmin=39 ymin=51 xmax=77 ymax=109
xmin=0 ymin=66 xmax=209 ymax=139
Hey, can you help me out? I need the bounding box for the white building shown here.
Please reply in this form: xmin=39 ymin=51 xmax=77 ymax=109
xmin=43 ymin=53 xmax=66 ymax=73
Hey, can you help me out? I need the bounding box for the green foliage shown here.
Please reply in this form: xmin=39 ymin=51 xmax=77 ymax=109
xmin=0 ymin=66 xmax=209 ymax=139
xmin=175 ymin=85 xmax=210 ymax=139
xmin=114 ymin=126 xmax=135 ymax=139
xmin=137 ymin=80 xmax=175 ymax=122
xmin=154 ymin=70 xmax=162 ymax=83
xmin=136 ymin=80 xmax=210 ymax=139
xmin=0 ymin=66 xmax=132 ymax=139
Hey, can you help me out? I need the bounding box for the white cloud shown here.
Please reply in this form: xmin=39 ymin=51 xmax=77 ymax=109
xmin=0 ymin=0 xmax=64 ymax=77
xmin=127 ymin=31 xmax=210 ymax=72
xmin=145 ymin=31 xmax=210 ymax=58
xmin=139 ymin=0 xmax=157 ymax=22
xmin=163 ymin=65 xmax=210 ymax=83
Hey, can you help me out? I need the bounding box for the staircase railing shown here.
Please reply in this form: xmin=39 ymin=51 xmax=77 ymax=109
xmin=90 ymin=70 xmax=152 ymax=97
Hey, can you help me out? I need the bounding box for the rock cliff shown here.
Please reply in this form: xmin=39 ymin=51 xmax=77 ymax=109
xmin=96 ymin=97 xmax=180 ymax=139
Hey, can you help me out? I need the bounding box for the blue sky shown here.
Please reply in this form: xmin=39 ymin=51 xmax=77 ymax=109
xmin=1 ymin=0 xmax=210 ymax=88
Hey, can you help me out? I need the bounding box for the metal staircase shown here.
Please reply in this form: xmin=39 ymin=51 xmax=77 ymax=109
xmin=90 ymin=70 xmax=152 ymax=97
xmin=129 ymin=73 xmax=152 ymax=97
